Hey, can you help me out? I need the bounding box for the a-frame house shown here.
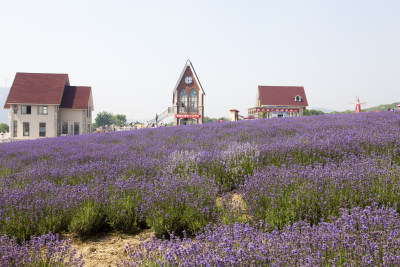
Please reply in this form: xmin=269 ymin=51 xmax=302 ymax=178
xmin=172 ymin=60 xmax=205 ymax=125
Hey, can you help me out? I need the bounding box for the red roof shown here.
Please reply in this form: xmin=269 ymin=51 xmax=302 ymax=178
xmin=258 ymin=86 xmax=308 ymax=107
xmin=4 ymin=73 xmax=91 ymax=110
xmin=4 ymin=73 xmax=69 ymax=108
xmin=60 ymin=86 xmax=91 ymax=109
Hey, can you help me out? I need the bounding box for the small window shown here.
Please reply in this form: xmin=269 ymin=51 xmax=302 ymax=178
xmin=87 ymin=123 xmax=91 ymax=133
xmin=87 ymin=106 xmax=92 ymax=117
xmin=23 ymin=122 xmax=29 ymax=136
xmin=13 ymin=120 xmax=17 ymax=137
xmin=62 ymin=122 xmax=68 ymax=135
xmin=13 ymin=105 xmax=18 ymax=114
xmin=38 ymin=106 xmax=48 ymax=115
xmin=294 ymin=95 xmax=302 ymax=102
xmin=21 ymin=105 xmax=31 ymax=114
xmin=39 ymin=123 xmax=46 ymax=137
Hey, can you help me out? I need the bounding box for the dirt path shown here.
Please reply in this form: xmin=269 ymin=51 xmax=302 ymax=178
xmin=63 ymin=230 xmax=154 ymax=267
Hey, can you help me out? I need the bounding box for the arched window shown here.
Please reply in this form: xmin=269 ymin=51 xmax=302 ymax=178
xmin=189 ymin=89 xmax=197 ymax=113
xmin=179 ymin=89 xmax=187 ymax=113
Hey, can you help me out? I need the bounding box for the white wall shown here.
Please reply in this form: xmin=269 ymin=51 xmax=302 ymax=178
xmin=59 ymin=109 xmax=88 ymax=135
xmin=10 ymin=104 xmax=58 ymax=140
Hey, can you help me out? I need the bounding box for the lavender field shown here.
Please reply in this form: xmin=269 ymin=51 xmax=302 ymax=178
xmin=1 ymin=112 xmax=400 ymax=266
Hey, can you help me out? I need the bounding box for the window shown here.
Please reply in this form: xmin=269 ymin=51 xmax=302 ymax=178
xmin=74 ymin=122 xmax=80 ymax=135
xmin=21 ymin=105 xmax=31 ymax=114
xmin=294 ymin=95 xmax=302 ymax=102
xmin=23 ymin=122 xmax=29 ymax=136
xmin=87 ymin=106 xmax=92 ymax=117
xmin=38 ymin=106 xmax=48 ymax=115
xmin=13 ymin=120 xmax=17 ymax=137
xmin=179 ymin=89 xmax=187 ymax=113
xmin=189 ymin=89 xmax=197 ymax=113
xmin=39 ymin=123 xmax=46 ymax=137
xmin=87 ymin=123 xmax=91 ymax=133
xmin=13 ymin=105 xmax=18 ymax=114
xmin=62 ymin=122 xmax=68 ymax=135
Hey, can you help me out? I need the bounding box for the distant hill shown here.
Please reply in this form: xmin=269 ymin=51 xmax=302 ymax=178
xmin=0 ymin=88 xmax=10 ymax=124
xmin=309 ymin=107 xmax=334 ymax=113
xmin=329 ymin=102 xmax=400 ymax=114
xmin=362 ymin=102 xmax=400 ymax=112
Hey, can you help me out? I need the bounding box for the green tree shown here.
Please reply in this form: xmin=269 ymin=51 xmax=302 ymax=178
xmin=0 ymin=123 xmax=9 ymax=133
xmin=304 ymin=109 xmax=325 ymax=116
xmin=113 ymin=114 xmax=127 ymax=126
xmin=95 ymin=111 xmax=114 ymax=128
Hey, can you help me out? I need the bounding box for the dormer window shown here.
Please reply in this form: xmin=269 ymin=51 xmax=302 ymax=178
xmin=294 ymin=95 xmax=302 ymax=102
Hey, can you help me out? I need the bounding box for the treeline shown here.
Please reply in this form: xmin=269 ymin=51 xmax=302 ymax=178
xmin=94 ymin=111 xmax=128 ymax=128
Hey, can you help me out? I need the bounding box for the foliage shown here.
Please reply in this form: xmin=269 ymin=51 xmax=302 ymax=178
xmin=120 ymin=206 xmax=400 ymax=266
xmin=0 ymin=233 xmax=84 ymax=266
xmin=94 ymin=111 xmax=128 ymax=127
xmin=363 ymin=101 xmax=400 ymax=112
xmin=1 ymin=112 xmax=400 ymax=264
xmin=94 ymin=111 xmax=114 ymax=128
xmin=303 ymin=109 xmax=325 ymax=116
xmin=0 ymin=123 xmax=9 ymax=133
xmin=114 ymin=114 xmax=127 ymax=126
xmin=203 ymin=116 xmax=229 ymax=123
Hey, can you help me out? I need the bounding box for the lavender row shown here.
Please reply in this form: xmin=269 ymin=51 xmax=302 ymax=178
xmin=0 ymin=112 xmax=400 ymax=242
xmin=237 ymin=155 xmax=400 ymax=229
xmin=0 ymin=232 xmax=84 ymax=266
xmin=119 ymin=206 xmax=400 ymax=266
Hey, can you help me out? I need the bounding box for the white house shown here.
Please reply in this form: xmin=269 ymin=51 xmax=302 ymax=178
xmin=4 ymin=73 xmax=94 ymax=140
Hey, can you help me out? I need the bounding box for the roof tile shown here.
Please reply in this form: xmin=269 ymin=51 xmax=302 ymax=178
xmin=258 ymin=86 xmax=308 ymax=107
xmin=60 ymin=86 xmax=91 ymax=109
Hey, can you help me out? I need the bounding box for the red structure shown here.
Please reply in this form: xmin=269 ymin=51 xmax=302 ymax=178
xmin=351 ymin=96 xmax=366 ymax=113
xmin=172 ymin=60 xmax=205 ymax=125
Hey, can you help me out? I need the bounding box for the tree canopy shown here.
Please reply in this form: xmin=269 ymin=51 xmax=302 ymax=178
xmin=0 ymin=123 xmax=9 ymax=133
xmin=94 ymin=112 xmax=128 ymax=128
xmin=94 ymin=111 xmax=115 ymax=128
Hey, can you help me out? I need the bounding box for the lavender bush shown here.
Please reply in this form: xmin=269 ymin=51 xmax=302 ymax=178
xmin=119 ymin=206 xmax=400 ymax=266
xmin=1 ymin=111 xmax=400 ymax=264
xmin=0 ymin=232 xmax=84 ymax=266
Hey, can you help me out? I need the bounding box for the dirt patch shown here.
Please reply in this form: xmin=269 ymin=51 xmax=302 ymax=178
xmin=62 ymin=229 xmax=154 ymax=267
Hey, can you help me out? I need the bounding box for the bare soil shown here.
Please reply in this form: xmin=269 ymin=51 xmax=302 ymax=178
xmin=62 ymin=229 xmax=154 ymax=267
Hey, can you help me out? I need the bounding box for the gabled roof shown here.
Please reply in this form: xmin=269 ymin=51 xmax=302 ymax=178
xmin=258 ymin=86 xmax=308 ymax=107
xmin=4 ymin=73 xmax=69 ymax=108
xmin=172 ymin=60 xmax=205 ymax=95
xmin=60 ymin=86 xmax=91 ymax=109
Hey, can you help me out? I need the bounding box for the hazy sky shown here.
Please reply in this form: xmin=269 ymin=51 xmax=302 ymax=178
xmin=0 ymin=0 xmax=399 ymax=121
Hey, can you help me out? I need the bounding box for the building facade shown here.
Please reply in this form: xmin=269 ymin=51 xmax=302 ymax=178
xmin=248 ymin=86 xmax=308 ymax=118
xmin=172 ymin=60 xmax=205 ymax=125
xmin=4 ymin=73 xmax=93 ymax=140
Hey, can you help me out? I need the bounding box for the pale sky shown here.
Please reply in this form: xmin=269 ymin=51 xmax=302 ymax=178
xmin=0 ymin=0 xmax=399 ymax=121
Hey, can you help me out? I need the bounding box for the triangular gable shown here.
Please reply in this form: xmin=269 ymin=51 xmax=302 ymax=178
xmin=172 ymin=60 xmax=205 ymax=95
xmin=4 ymin=73 xmax=69 ymax=109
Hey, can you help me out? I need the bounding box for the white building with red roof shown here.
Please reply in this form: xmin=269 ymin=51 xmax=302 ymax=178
xmin=4 ymin=73 xmax=93 ymax=140
xmin=248 ymin=86 xmax=308 ymax=118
